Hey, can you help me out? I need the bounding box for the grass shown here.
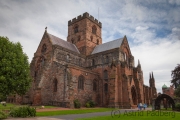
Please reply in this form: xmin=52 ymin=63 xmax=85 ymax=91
xmin=76 ymin=110 xmax=180 ymax=120
xmin=36 ymin=108 xmax=114 ymax=117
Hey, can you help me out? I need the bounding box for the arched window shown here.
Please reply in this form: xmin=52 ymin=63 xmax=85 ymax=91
xmin=53 ymin=78 xmax=58 ymax=92
xmin=104 ymin=70 xmax=108 ymax=80
xmin=97 ymin=39 xmax=99 ymax=45
xmin=78 ymin=75 xmax=84 ymax=90
xmin=93 ymin=80 xmax=97 ymax=91
xmin=124 ymin=53 xmax=127 ymax=61
xmin=92 ymin=59 xmax=95 ymax=66
xmin=90 ymin=36 xmax=93 ymax=41
xmin=74 ymin=25 xmax=78 ymax=33
xmin=92 ymin=26 xmax=97 ymax=34
xmin=71 ymin=38 xmax=74 ymax=44
xmin=66 ymin=54 xmax=70 ymax=62
xmin=104 ymin=83 xmax=108 ymax=92
xmin=41 ymin=44 xmax=47 ymax=53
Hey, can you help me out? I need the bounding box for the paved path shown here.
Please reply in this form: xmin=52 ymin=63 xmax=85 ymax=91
xmin=7 ymin=108 xmax=152 ymax=120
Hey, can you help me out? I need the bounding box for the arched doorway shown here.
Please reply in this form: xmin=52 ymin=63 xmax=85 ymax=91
xmin=154 ymin=94 xmax=175 ymax=110
xmin=131 ymin=86 xmax=137 ymax=105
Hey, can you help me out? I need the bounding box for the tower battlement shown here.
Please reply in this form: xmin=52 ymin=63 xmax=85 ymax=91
xmin=68 ymin=12 xmax=102 ymax=27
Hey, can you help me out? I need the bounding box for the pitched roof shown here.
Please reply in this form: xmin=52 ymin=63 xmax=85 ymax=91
xmin=48 ymin=33 xmax=80 ymax=54
xmin=91 ymin=38 xmax=124 ymax=54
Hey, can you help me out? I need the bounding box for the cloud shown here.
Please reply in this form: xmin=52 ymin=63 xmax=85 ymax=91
xmin=0 ymin=0 xmax=180 ymax=93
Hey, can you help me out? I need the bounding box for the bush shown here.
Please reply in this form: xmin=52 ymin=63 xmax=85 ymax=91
xmin=9 ymin=106 xmax=36 ymax=118
xmin=85 ymin=100 xmax=96 ymax=108
xmin=74 ymin=99 xmax=81 ymax=108
xmin=175 ymin=103 xmax=180 ymax=111
xmin=86 ymin=103 xmax=90 ymax=108
xmin=0 ymin=111 xmax=7 ymax=120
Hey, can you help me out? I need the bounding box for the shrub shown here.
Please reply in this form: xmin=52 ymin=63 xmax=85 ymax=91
xmin=175 ymin=103 xmax=180 ymax=111
xmin=0 ymin=111 xmax=7 ymax=120
xmin=86 ymin=103 xmax=90 ymax=108
xmin=9 ymin=106 xmax=36 ymax=118
xmin=74 ymin=99 xmax=81 ymax=108
xmin=85 ymin=100 xmax=96 ymax=108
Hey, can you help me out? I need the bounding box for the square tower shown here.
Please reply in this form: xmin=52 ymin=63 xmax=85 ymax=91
xmin=67 ymin=12 xmax=102 ymax=56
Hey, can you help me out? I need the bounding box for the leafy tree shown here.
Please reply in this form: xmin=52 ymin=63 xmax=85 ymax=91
xmin=171 ymin=64 xmax=180 ymax=89
xmin=174 ymin=86 xmax=180 ymax=97
xmin=0 ymin=36 xmax=31 ymax=100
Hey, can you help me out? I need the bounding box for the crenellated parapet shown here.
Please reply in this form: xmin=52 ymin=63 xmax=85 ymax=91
xmin=68 ymin=12 xmax=102 ymax=27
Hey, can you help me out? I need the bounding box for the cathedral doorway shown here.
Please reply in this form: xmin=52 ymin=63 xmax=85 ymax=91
xmin=131 ymin=86 xmax=137 ymax=105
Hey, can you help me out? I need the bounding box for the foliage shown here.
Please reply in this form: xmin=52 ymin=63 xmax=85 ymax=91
xmin=74 ymin=99 xmax=81 ymax=108
xmin=175 ymin=103 xmax=180 ymax=111
xmin=9 ymin=106 xmax=36 ymax=118
xmin=85 ymin=100 xmax=96 ymax=108
xmin=0 ymin=111 xmax=7 ymax=120
xmin=86 ymin=103 xmax=90 ymax=108
xmin=0 ymin=36 xmax=31 ymax=99
xmin=171 ymin=64 xmax=180 ymax=89
xmin=174 ymin=86 xmax=180 ymax=97
xmin=36 ymin=108 xmax=114 ymax=117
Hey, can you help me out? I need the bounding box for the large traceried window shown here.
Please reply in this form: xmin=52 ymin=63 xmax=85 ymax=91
xmin=41 ymin=44 xmax=47 ymax=53
xmin=93 ymin=79 xmax=97 ymax=91
xmin=53 ymin=78 xmax=58 ymax=92
xmin=104 ymin=83 xmax=108 ymax=92
xmin=78 ymin=75 xmax=84 ymax=90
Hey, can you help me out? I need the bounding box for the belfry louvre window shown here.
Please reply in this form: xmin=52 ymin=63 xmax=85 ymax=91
xmin=53 ymin=78 xmax=58 ymax=92
xmin=92 ymin=26 xmax=97 ymax=34
xmin=74 ymin=26 xmax=78 ymax=33
xmin=78 ymin=75 xmax=84 ymax=90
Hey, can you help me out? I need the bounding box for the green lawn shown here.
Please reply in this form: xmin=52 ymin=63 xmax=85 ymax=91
xmin=76 ymin=110 xmax=180 ymax=120
xmin=36 ymin=108 xmax=114 ymax=117
xmin=0 ymin=103 xmax=15 ymax=110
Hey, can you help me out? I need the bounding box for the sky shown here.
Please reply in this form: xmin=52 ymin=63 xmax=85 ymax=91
xmin=0 ymin=0 xmax=180 ymax=93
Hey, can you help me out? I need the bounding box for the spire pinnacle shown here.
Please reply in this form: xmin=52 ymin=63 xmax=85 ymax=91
xmin=152 ymin=71 xmax=154 ymax=79
xmin=45 ymin=27 xmax=47 ymax=32
xmin=138 ymin=59 xmax=140 ymax=65
xmin=150 ymin=73 xmax=151 ymax=79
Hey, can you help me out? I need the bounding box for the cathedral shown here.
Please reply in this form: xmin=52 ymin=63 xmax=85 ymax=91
xmin=24 ymin=12 xmax=157 ymax=108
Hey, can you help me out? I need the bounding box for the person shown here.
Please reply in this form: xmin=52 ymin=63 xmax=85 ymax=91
xmin=140 ymin=103 xmax=142 ymax=110
xmin=138 ymin=103 xmax=140 ymax=110
xmin=143 ymin=103 xmax=147 ymax=110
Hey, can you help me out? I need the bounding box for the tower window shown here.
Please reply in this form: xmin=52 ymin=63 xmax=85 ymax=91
xmin=66 ymin=54 xmax=70 ymax=62
xmin=106 ymin=56 xmax=109 ymax=63
xmin=74 ymin=26 xmax=78 ymax=33
xmin=92 ymin=26 xmax=97 ymax=34
xmin=78 ymin=75 xmax=84 ymax=90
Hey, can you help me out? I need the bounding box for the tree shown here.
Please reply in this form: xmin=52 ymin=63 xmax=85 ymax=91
xmin=171 ymin=64 xmax=180 ymax=89
xmin=174 ymin=86 xmax=180 ymax=97
xmin=0 ymin=36 xmax=31 ymax=100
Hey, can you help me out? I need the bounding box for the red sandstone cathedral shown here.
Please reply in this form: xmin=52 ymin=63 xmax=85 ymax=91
xmin=23 ymin=12 xmax=157 ymax=108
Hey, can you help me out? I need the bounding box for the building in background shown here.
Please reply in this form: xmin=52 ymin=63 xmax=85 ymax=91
xmin=162 ymin=84 xmax=174 ymax=97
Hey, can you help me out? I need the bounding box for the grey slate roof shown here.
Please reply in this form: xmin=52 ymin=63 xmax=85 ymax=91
xmin=91 ymin=38 xmax=124 ymax=54
xmin=48 ymin=33 xmax=80 ymax=54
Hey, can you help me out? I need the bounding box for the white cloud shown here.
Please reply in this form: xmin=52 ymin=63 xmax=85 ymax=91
xmin=0 ymin=0 xmax=180 ymax=93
